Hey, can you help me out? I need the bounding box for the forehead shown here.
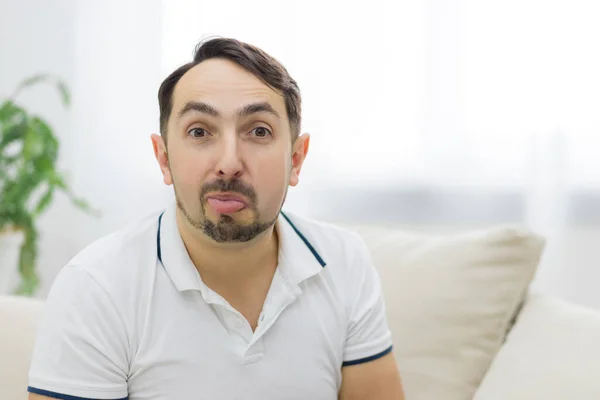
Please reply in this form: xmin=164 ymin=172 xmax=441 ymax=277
xmin=171 ymin=59 xmax=286 ymax=117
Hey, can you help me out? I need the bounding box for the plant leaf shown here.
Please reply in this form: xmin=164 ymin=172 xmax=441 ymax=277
xmin=69 ymin=191 xmax=101 ymax=217
xmin=49 ymin=173 xmax=67 ymax=190
xmin=15 ymin=219 xmax=39 ymax=296
xmin=30 ymin=117 xmax=58 ymax=163
xmin=0 ymin=100 xmax=17 ymax=121
xmin=56 ymin=80 xmax=70 ymax=107
xmin=20 ymin=74 xmax=50 ymax=88
xmin=0 ymin=101 xmax=26 ymax=126
xmin=23 ymin=122 xmax=45 ymax=160
xmin=0 ymin=154 xmax=19 ymax=165
xmin=9 ymin=75 xmax=70 ymax=109
xmin=0 ymin=114 xmax=28 ymax=153
xmin=46 ymin=171 xmax=97 ymax=215
xmin=33 ymin=187 xmax=54 ymax=217
xmin=71 ymin=197 xmax=91 ymax=211
xmin=11 ymin=75 xmax=51 ymax=100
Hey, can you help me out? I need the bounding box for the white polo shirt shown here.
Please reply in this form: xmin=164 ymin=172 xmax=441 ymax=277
xmin=28 ymin=202 xmax=393 ymax=400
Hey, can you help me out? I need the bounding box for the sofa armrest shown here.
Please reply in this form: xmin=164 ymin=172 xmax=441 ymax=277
xmin=475 ymin=292 xmax=600 ymax=399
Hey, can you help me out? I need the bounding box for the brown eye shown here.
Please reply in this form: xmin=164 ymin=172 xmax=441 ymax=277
xmin=188 ymin=128 xmax=209 ymax=138
xmin=252 ymin=127 xmax=272 ymax=137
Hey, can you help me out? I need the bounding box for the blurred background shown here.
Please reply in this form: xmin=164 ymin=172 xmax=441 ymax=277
xmin=1 ymin=0 xmax=599 ymax=308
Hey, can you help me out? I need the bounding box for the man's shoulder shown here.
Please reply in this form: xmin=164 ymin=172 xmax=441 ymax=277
xmin=41 ymin=210 xmax=165 ymax=342
xmin=66 ymin=209 xmax=163 ymax=283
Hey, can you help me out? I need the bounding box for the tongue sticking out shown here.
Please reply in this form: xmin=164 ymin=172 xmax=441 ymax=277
xmin=207 ymin=198 xmax=246 ymax=214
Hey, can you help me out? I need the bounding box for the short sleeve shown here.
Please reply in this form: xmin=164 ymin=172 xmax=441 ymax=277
xmin=342 ymin=235 xmax=393 ymax=367
xmin=28 ymin=265 xmax=129 ymax=400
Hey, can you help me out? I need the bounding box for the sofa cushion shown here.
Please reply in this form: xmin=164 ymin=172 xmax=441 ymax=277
xmin=475 ymin=292 xmax=600 ymax=400
xmin=0 ymin=296 xmax=44 ymax=400
xmin=348 ymin=225 xmax=545 ymax=400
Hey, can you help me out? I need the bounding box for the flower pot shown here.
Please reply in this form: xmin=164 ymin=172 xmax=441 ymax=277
xmin=0 ymin=230 xmax=24 ymax=294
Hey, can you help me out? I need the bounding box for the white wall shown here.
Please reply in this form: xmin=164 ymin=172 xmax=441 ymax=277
xmin=67 ymin=0 xmax=169 ymax=240
xmin=1 ymin=0 xmax=170 ymax=297
xmin=2 ymin=1 xmax=600 ymax=311
xmin=1 ymin=0 xmax=79 ymax=296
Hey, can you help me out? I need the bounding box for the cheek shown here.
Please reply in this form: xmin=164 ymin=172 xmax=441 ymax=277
xmin=169 ymin=148 xmax=208 ymax=192
xmin=254 ymin=156 xmax=289 ymax=199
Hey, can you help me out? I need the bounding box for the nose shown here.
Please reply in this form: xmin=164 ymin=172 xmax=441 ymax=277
xmin=214 ymin=133 xmax=243 ymax=179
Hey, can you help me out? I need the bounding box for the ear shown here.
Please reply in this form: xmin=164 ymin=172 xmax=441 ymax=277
xmin=289 ymin=133 xmax=310 ymax=187
xmin=151 ymin=134 xmax=173 ymax=185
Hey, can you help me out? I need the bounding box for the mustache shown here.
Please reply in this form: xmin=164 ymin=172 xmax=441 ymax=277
xmin=200 ymin=179 xmax=257 ymax=204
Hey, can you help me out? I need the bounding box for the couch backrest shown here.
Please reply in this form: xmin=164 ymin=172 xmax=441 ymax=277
xmin=344 ymin=224 xmax=545 ymax=400
xmin=0 ymin=223 xmax=545 ymax=400
xmin=0 ymin=296 xmax=44 ymax=400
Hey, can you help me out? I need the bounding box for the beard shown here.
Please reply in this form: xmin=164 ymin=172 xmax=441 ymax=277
xmin=174 ymin=179 xmax=284 ymax=243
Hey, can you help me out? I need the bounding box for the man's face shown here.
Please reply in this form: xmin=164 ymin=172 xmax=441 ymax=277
xmin=152 ymin=59 xmax=308 ymax=243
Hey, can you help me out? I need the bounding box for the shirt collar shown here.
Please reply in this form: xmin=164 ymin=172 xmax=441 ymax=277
xmin=158 ymin=202 xmax=205 ymax=292
xmin=276 ymin=211 xmax=326 ymax=287
xmin=157 ymin=202 xmax=326 ymax=293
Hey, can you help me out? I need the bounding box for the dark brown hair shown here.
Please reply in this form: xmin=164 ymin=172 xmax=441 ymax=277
xmin=158 ymin=37 xmax=301 ymax=144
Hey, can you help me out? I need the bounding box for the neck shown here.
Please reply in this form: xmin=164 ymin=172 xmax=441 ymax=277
xmin=176 ymin=211 xmax=279 ymax=287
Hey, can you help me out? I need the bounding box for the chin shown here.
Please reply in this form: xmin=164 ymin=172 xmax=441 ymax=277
xmin=207 ymin=208 xmax=255 ymax=224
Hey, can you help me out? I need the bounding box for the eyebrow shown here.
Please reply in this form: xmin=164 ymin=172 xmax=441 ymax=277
xmin=177 ymin=101 xmax=281 ymax=121
xmin=237 ymin=102 xmax=281 ymax=120
xmin=177 ymin=101 xmax=219 ymax=119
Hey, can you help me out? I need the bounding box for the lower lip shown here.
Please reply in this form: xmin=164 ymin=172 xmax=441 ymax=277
xmin=206 ymin=198 xmax=247 ymax=214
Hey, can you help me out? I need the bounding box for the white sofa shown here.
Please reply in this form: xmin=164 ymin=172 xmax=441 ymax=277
xmin=2 ymin=224 xmax=600 ymax=399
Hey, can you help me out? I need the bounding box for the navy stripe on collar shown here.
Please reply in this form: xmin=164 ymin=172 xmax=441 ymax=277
xmin=280 ymin=211 xmax=326 ymax=267
xmin=157 ymin=211 xmax=164 ymax=264
xmin=28 ymin=387 xmax=128 ymax=400
xmin=156 ymin=210 xmax=326 ymax=268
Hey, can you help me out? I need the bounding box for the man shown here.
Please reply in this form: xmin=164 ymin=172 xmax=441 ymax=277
xmin=28 ymin=38 xmax=405 ymax=399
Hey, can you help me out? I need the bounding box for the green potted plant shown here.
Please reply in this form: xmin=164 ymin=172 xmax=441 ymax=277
xmin=0 ymin=75 xmax=97 ymax=296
